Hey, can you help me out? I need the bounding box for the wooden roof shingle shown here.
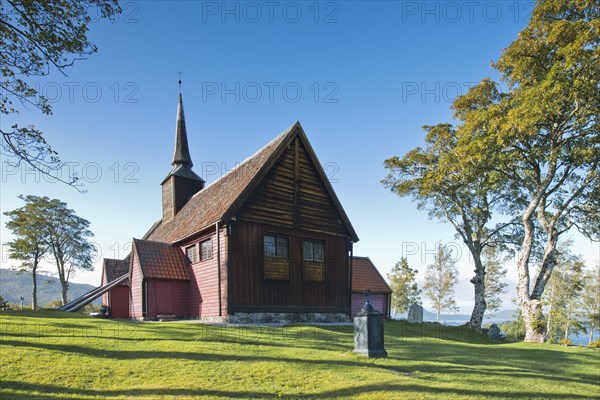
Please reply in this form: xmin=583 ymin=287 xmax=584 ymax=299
xmin=102 ymin=259 xmax=130 ymax=284
xmin=145 ymin=121 xmax=359 ymax=244
xmin=132 ymin=238 xmax=190 ymax=281
xmin=352 ymin=256 xmax=392 ymax=294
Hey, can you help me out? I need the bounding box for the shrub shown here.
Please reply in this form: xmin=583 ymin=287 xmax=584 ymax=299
xmin=500 ymin=310 xmax=526 ymax=340
xmin=589 ymin=340 xmax=600 ymax=348
xmin=45 ymin=299 xmax=64 ymax=309
xmin=559 ymin=338 xmax=573 ymax=346
xmin=80 ymin=303 xmax=101 ymax=314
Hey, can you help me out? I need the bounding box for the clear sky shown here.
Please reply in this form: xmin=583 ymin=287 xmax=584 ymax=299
xmin=1 ymin=1 xmax=597 ymax=313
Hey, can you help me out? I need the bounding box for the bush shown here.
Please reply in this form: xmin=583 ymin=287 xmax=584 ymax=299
xmin=80 ymin=303 xmax=101 ymax=314
xmin=589 ymin=340 xmax=600 ymax=348
xmin=45 ymin=299 xmax=64 ymax=309
xmin=499 ymin=310 xmax=526 ymax=340
xmin=559 ymin=338 xmax=573 ymax=346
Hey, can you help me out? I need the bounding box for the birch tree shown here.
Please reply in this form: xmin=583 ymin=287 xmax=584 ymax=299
xmin=4 ymin=195 xmax=51 ymax=309
xmin=581 ymin=264 xmax=600 ymax=345
xmin=42 ymin=199 xmax=95 ymax=304
xmin=423 ymin=245 xmax=459 ymax=322
xmin=387 ymin=257 xmax=421 ymax=316
xmin=455 ymin=0 xmax=599 ymax=342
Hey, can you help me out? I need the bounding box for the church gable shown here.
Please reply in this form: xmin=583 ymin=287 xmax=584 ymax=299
xmin=237 ymin=129 xmax=354 ymax=238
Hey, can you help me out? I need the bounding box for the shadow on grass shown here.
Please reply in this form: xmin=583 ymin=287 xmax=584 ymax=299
xmin=1 ymin=380 xmax=598 ymax=400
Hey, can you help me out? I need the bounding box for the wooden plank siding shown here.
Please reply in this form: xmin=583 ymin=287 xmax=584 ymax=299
xmin=101 ymin=272 xmax=108 ymax=307
xmin=108 ymin=286 xmax=130 ymax=318
xmin=238 ymin=137 xmax=349 ymax=238
xmin=351 ymin=292 xmax=389 ymax=317
xmin=183 ymin=228 xmax=228 ymax=317
xmin=227 ymin=220 xmax=351 ymax=313
xmin=130 ymin=257 xmax=143 ymax=319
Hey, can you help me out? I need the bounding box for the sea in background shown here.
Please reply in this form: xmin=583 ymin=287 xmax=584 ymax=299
xmin=394 ymin=308 xmax=599 ymax=345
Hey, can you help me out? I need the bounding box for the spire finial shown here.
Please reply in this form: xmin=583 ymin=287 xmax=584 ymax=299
xmin=177 ymin=70 xmax=182 ymax=93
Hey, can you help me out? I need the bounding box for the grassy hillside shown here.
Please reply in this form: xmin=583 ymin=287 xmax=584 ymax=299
xmin=0 ymin=311 xmax=598 ymax=399
xmin=0 ymin=269 xmax=100 ymax=307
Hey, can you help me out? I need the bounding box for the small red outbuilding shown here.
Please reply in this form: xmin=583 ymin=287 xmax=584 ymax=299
xmin=101 ymin=259 xmax=130 ymax=318
xmin=351 ymin=257 xmax=392 ymax=317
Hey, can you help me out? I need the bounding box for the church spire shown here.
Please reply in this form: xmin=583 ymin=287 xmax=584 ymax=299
xmin=161 ymin=79 xmax=205 ymax=221
xmin=172 ymin=83 xmax=193 ymax=167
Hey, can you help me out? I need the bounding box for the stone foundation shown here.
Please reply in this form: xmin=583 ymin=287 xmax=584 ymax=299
xmin=227 ymin=312 xmax=350 ymax=324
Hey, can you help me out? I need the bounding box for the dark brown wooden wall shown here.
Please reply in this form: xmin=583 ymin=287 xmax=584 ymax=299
xmin=227 ymin=220 xmax=351 ymax=313
xmin=238 ymin=137 xmax=349 ymax=237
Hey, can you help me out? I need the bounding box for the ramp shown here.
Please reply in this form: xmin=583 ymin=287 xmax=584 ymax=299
xmin=60 ymin=273 xmax=128 ymax=312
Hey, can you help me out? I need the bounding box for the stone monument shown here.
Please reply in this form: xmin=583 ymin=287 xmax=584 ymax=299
xmin=408 ymin=304 xmax=423 ymax=323
xmin=353 ymin=290 xmax=387 ymax=358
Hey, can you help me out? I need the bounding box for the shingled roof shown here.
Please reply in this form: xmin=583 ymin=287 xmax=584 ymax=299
xmin=102 ymin=259 xmax=130 ymax=284
xmin=352 ymin=256 xmax=392 ymax=294
xmin=145 ymin=121 xmax=359 ymax=244
xmin=132 ymin=238 xmax=190 ymax=281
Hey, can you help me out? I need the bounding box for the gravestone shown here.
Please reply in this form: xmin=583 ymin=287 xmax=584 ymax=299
xmin=408 ymin=304 xmax=423 ymax=323
xmin=487 ymin=323 xmax=504 ymax=340
xmin=353 ymin=290 xmax=387 ymax=358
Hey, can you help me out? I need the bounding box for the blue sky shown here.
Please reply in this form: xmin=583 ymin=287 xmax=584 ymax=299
xmin=1 ymin=1 xmax=597 ymax=313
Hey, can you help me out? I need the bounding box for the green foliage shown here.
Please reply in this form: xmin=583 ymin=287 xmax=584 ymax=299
xmin=4 ymin=196 xmax=95 ymax=305
xmin=0 ymin=1 xmax=121 ymax=186
xmin=385 ymin=0 xmax=599 ymax=341
xmin=387 ymin=257 xmax=421 ymax=315
xmin=500 ymin=310 xmax=527 ymax=341
xmin=422 ymin=245 xmax=459 ymax=322
xmin=45 ymin=299 xmax=65 ymax=309
xmin=4 ymin=195 xmax=52 ymax=309
xmin=482 ymin=246 xmax=508 ymax=317
xmin=589 ymin=340 xmax=600 ymax=348
xmin=581 ymin=263 xmax=600 ymax=344
xmin=544 ymin=241 xmax=586 ymax=343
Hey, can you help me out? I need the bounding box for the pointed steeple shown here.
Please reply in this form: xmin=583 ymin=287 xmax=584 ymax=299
xmin=172 ymin=90 xmax=193 ymax=167
xmin=161 ymin=80 xmax=205 ymax=221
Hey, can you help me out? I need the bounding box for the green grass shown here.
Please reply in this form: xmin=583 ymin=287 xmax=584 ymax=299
xmin=0 ymin=311 xmax=598 ymax=399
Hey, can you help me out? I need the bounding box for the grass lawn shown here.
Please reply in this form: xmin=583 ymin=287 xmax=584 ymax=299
xmin=0 ymin=311 xmax=598 ymax=399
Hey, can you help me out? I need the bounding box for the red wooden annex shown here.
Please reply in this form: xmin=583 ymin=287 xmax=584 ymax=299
xmin=101 ymin=259 xmax=130 ymax=318
xmin=351 ymin=257 xmax=392 ymax=317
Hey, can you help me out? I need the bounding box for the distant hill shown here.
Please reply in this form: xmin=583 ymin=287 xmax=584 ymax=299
xmin=0 ymin=269 xmax=100 ymax=307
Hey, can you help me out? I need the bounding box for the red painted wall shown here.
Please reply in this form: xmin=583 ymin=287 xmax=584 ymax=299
xmin=130 ymin=257 xmax=143 ymax=319
xmin=101 ymin=273 xmax=108 ymax=306
xmin=184 ymin=228 xmax=228 ymax=318
xmin=351 ymin=292 xmax=388 ymax=317
xmin=109 ymin=286 xmax=130 ymax=318
xmin=146 ymin=280 xmax=189 ymax=318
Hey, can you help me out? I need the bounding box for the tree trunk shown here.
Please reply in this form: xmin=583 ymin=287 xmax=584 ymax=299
xmin=61 ymin=283 xmax=68 ymax=305
xmin=520 ymin=299 xmax=546 ymax=342
xmin=31 ymin=258 xmax=38 ymax=310
xmin=564 ymin=319 xmax=570 ymax=343
xmin=436 ymin=307 xmax=440 ymax=323
xmin=516 ymin=208 xmax=547 ymax=342
xmin=589 ymin=321 xmax=596 ymax=346
xmin=468 ymin=252 xmax=487 ymax=330
xmin=31 ymin=270 xmax=37 ymax=310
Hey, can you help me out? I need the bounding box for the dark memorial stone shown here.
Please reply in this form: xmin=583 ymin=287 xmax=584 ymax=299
xmin=353 ymin=290 xmax=387 ymax=358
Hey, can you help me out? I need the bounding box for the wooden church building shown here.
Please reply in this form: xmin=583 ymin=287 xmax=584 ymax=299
xmin=102 ymin=90 xmax=361 ymax=322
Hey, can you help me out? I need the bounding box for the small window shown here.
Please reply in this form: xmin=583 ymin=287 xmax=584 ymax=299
xmin=264 ymin=235 xmax=289 ymax=280
xmin=186 ymin=245 xmax=197 ymax=264
xmin=200 ymin=239 xmax=213 ymax=261
xmin=303 ymin=240 xmax=324 ymax=282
